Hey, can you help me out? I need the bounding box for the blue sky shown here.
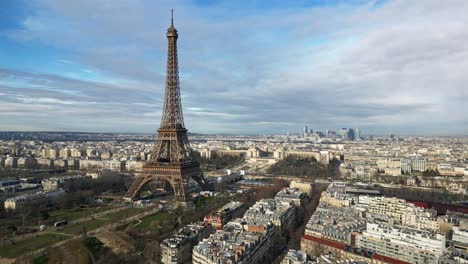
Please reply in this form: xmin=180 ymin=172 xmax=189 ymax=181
xmin=0 ymin=0 xmax=467 ymax=135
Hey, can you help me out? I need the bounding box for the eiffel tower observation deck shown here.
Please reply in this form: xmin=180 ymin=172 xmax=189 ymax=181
xmin=124 ymin=11 xmax=209 ymax=207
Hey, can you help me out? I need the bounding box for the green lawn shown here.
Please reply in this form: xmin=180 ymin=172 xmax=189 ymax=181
xmin=135 ymin=211 xmax=169 ymax=230
xmin=61 ymin=207 xmax=144 ymax=235
xmin=105 ymin=207 xmax=143 ymax=221
xmin=0 ymin=233 xmax=69 ymax=258
xmin=61 ymin=219 xmax=108 ymax=235
xmin=46 ymin=206 xmax=115 ymax=223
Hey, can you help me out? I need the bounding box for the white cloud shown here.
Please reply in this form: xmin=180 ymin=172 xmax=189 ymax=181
xmin=1 ymin=0 xmax=467 ymax=134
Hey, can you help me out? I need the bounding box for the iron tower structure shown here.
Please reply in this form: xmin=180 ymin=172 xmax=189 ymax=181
xmin=125 ymin=11 xmax=208 ymax=204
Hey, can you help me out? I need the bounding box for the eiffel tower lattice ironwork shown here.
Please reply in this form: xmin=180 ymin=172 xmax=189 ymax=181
xmin=125 ymin=11 xmax=209 ymax=204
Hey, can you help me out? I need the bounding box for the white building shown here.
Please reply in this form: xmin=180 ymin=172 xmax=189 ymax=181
xmin=42 ymin=175 xmax=91 ymax=191
xmin=79 ymin=160 xmax=125 ymax=171
xmin=4 ymin=157 xmax=18 ymax=168
xmin=367 ymin=196 xmax=439 ymax=231
xmin=356 ymin=222 xmax=446 ymax=263
xmin=281 ymin=250 xmax=311 ymax=264
xmin=4 ymin=192 xmax=46 ymax=211
xmin=452 ymin=226 xmax=468 ymax=255
xmin=59 ymin=148 xmax=71 ymax=158
xmin=17 ymin=157 xmax=38 ymax=168
xmin=126 ymin=160 xmax=145 ymax=172
xmin=411 ymin=158 xmax=426 ymax=172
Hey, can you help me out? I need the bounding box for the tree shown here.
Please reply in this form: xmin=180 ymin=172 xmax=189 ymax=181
xmin=423 ymin=170 xmax=440 ymax=177
xmin=143 ymin=240 xmax=161 ymax=263
xmin=81 ymin=225 xmax=88 ymax=240
xmin=40 ymin=210 xmax=49 ymax=221
xmin=267 ymin=156 xmax=336 ymax=178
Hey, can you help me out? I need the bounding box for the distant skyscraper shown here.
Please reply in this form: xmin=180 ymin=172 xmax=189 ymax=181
xmin=303 ymin=125 xmax=308 ymax=138
xmin=348 ymin=128 xmax=356 ymax=140
xmin=355 ymin=128 xmax=360 ymax=139
xmin=339 ymin=128 xmax=348 ymax=139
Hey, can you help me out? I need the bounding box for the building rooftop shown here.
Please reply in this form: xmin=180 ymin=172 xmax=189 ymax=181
xmin=42 ymin=175 xmax=90 ymax=183
xmin=305 ymin=203 xmax=366 ymax=241
xmin=283 ymin=249 xmax=308 ymax=263
xmin=5 ymin=191 xmax=45 ymax=202
xmin=162 ymin=223 xmax=210 ymax=248
xmin=218 ymin=201 xmax=244 ymax=213
xmin=275 ymin=187 xmax=307 ymax=200
xmin=193 ymin=219 xmax=275 ymax=263
xmin=244 ymin=198 xmax=295 ymax=224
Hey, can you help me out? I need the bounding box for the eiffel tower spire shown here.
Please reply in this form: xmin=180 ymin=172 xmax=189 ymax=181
xmin=125 ymin=11 xmax=209 ymax=205
xmin=171 ymin=9 xmax=174 ymax=27
xmin=161 ymin=9 xmax=183 ymax=129
xmin=150 ymin=10 xmax=191 ymax=163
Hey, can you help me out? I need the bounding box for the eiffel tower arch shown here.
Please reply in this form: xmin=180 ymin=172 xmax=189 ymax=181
xmin=125 ymin=11 xmax=209 ymax=205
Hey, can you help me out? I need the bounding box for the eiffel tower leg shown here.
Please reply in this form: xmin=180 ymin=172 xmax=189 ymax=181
xmin=124 ymin=176 xmax=147 ymax=201
xmin=170 ymin=176 xmax=197 ymax=209
xmin=172 ymin=178 xmax=185 ymax=202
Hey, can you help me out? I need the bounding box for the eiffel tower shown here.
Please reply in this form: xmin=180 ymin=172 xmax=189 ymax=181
xmin=125 ymin=11 xmax=209 ymax=205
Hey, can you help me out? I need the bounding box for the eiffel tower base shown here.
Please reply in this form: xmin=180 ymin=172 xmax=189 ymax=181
xmin=123 ymin=197 xmax=133 ymax=203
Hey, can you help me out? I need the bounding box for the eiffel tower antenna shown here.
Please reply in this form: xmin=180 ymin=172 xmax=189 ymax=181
xmin=171 ymin=9 xmax=174 ymax=26
xmin=125 ymin=12 xmax=209 ymax=206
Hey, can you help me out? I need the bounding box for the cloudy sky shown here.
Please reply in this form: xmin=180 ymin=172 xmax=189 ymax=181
xmin=0 ymin=0 xmax=467 ymax=135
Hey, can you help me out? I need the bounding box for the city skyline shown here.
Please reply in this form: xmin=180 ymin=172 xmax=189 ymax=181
xmin=1 ymin=0 xmax=467 ymax=135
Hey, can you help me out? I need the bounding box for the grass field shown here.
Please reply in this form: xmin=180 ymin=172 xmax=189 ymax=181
xmin=105 ymin=207 xmax=143 ymax=221
xmin=61 ymin=207 xmax=144 ymax=235
xmin=47 ymin=206 xmax=115 ymax=223
xmin=0 ymin=233 xmax=69 ymax=258
xmin=135 ymin=211 xmax=169 ymax=230
xmin=61 ymin=219 xmax=108 ymax=235
xmin=0 ymin=207 xmax=146 ymax=258
xmin=27 ymin=237 xmax=103 ymax=264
